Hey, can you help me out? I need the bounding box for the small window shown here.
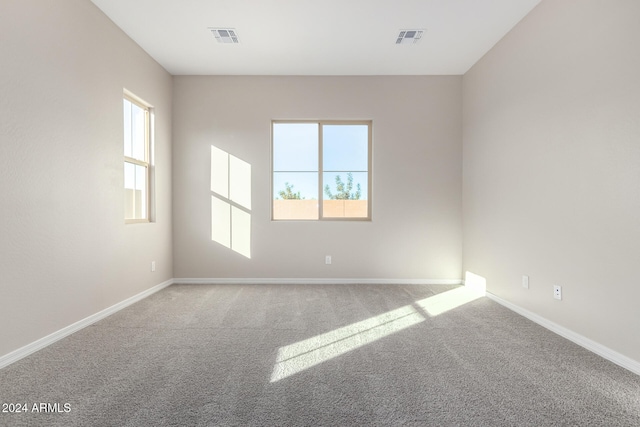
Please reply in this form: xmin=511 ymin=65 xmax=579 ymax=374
xmin=272 ymin=120 xmax=371 ymax=220
xmin=123 ymin=93 xmax=150 ymax=223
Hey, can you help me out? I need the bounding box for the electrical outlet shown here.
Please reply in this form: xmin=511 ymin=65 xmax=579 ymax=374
xmin=151 ymin=261 xmax=156 ymax=272
xmin=522 ymin=275 xmax=529 ymax=289
xmin=553 ymin=285 xmax=562 ymax=300
xmin=325 ymin=255 xmax=332 ymax=265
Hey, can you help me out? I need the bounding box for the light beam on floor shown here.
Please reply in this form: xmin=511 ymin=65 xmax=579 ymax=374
xmin=414 ymin=287 xmax=484 ymax=317
xmin=270 ymin=305 xmax=425 ymax=382
xmin=414 ymin=273 xmax=486 ymax=317
xmin=270 ymin=279 xmax=487 ymax=382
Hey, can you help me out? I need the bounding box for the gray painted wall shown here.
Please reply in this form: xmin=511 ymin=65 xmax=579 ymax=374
xmin=463 ymin=0 xmax=640 ymax=362
xmin=0 ymin=0 xmax=173 ymax=358
xmin=172 ymin=76 xmax=463 ymax=280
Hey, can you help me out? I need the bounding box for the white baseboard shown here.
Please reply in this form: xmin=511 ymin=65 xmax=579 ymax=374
xmin=173 ymin=278 xmax=463 ymax=285
xmin=0 ymin=279 xmax=174 ymax=370
xmin=486 ymin=292 xmax=640 ymax=376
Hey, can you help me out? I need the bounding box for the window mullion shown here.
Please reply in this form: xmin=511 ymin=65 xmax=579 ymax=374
xmin=124 ymin=157 xmax=148 ymax=168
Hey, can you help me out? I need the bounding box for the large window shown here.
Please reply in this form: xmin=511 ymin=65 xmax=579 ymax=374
xmin=123 ymin=93 xmax=150 ymax=223
xmin=272 ymin=120 xmax=371 ymax=220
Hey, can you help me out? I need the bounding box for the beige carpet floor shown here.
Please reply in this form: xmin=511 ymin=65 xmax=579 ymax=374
xmin=1 ymin=283 xmax=639 ymax=426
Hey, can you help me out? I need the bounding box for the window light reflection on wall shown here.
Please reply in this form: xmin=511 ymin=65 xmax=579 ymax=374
xmin=211 ymin=145 xmax=251 ymax=258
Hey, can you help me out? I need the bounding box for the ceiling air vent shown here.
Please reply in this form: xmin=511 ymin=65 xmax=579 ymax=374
xmin=396 ymin=29 xmax=424 ymax=44
xmin=209 ymin=28 xmax=239 ymax=44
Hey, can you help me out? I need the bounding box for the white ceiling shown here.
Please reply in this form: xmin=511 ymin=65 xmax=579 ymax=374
xmin=90 ymin=0 xmax=541 ymax=76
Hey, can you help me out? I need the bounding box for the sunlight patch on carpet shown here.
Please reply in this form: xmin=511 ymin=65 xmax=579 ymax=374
xmin=415 ymin=274 xmax=486 ymax=317
xmin=270 ymin=280 xmax=487 ymax=382
xmin=270 ymin=304 xmax=425 ymax=382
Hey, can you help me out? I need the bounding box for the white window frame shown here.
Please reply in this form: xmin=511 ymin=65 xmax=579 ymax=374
xmin=124 ymin=91 xmax=150 ymax=224
xmin=271 ymin=120 xmax=372 ymax=221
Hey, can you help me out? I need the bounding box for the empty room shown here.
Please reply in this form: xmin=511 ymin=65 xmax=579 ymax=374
xmin=1 ymin=0 xmax=639 ymax=425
